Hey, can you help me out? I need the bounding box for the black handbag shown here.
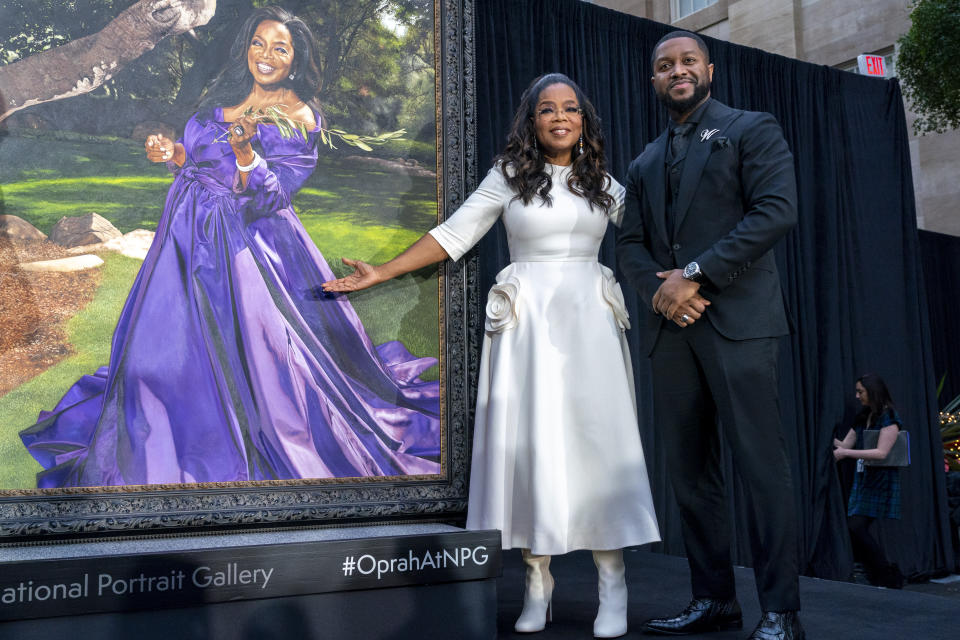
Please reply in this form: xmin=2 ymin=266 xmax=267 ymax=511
xmin=861 ymin=429 xmax=910 ymax=467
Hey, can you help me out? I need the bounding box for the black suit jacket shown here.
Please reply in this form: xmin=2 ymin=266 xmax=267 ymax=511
xmin=617 ymin=98 xmax=798 ymax=355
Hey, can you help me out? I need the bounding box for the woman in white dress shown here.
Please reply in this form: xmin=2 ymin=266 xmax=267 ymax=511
xmin=323 ymin=73 xmax=660 ymax=638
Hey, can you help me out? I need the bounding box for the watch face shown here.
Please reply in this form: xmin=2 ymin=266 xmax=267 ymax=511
xmin=684 ymin=262 xmax=699 ymax=279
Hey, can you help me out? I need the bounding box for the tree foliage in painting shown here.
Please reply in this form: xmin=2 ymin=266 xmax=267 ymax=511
xmin=0 ymin=0 xmax=216 ymax=121
xmin=0 ymin=0 xmax=435 ymax=144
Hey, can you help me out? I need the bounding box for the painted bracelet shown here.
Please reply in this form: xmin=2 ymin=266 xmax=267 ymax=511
xmin=236 ymin=151 xmax=262 ymax=172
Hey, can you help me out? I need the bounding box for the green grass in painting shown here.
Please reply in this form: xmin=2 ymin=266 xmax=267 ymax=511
xmin=0 ymin=252 xmax=141 ymax=490
xmin=1 ymin=134 xmax=172 ymax=233
xmin=0 ymin=131 xmax=441 ymax=489
xmin=305 ymin=215 xmax=440 ymax=361
xmin=294 ymin=162 xmax=441 ymax=364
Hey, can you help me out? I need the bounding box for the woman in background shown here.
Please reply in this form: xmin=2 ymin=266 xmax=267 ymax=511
xmin=833 ymin=373 xmax=905 ymax=588
xmin=323 ymin=73 xmax=661 ymax=638
xmin=21 ymin=6 xmax=440 ymax=486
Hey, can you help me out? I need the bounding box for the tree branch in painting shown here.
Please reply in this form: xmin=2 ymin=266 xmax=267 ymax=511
xmin=0 ymin=0 xmax=216 ymax=122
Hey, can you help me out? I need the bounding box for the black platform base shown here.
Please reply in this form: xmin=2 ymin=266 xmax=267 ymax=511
xmin=0 ymin=578 xmax=495 ymax=640
xmin=0 ymin=524 xmax=499 ymax=640
xmin=6 ymin=533 xmax=950 ymax=639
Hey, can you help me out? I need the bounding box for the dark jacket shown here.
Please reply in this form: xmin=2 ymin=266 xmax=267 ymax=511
xmin=617 ymin=98 xmax=797 ymax=354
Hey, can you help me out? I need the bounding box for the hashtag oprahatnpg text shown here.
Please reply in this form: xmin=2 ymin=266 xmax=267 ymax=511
xmin=341 ymin=547 xmax=489 ymax=580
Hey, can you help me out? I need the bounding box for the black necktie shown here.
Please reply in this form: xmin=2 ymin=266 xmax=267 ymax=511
xmin=670 ymin=122 xmax=694 ymax=162
xmin=666 ymin=122 xmax=694 ymax=238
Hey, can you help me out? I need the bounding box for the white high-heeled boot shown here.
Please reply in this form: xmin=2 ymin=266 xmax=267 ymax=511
xmin=515 ymin=549 xmax=554 ymax=633
xmin=592 ymin=549 xmax=627 ymax=638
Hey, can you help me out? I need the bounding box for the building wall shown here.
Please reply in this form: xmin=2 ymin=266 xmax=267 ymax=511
xmin=799 ymin=0 xmax=909 ymax=67
xmin=584 ymin=0 xmax=960 ymax=236
xmin=729 ymin=0 xmax=797 ymax=58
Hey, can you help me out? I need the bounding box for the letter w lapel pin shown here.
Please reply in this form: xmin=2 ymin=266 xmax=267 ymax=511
xmin=699 ymin=128 xmax=720 ymax=142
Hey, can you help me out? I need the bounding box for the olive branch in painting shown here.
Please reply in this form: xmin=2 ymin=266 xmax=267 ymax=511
xmin=215 ymin=104 xmax=406 ymax=150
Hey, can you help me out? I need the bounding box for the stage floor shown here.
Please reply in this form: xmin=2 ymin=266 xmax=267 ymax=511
xmin=496 ymin=548 xmax=956 ymax=638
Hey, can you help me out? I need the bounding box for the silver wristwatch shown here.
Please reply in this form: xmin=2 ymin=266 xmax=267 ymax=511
xmin=682 ymin=261 xmax=703 ymax=282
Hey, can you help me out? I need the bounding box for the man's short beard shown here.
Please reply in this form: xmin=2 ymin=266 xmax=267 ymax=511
xmin=657 ymin=80 xmax=710 ymax=115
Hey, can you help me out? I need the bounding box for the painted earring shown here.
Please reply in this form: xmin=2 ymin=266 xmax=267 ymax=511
xmin=578 ymin=135 xmax=584 ymax=155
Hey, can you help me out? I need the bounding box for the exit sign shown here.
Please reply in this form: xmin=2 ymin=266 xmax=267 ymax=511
xmin=857 ymin=54 xmax=886 ymax=77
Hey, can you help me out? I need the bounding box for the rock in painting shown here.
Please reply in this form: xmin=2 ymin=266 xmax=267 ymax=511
xmin=131 ymin=121 xmax=177 ymax=142
xmin=50 ymin=213 xmax=122 ymax=248
xmin=0 ymin=215 xmax=47 ymax=244
xmin=66 ymin=228 xmax=156 ymax=261
xmin=19 ymin=255 xmax=105 ymax=272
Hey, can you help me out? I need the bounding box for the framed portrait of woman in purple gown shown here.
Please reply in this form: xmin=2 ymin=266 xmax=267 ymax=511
xmin=0 ymin=0 xmax=479 ymax=540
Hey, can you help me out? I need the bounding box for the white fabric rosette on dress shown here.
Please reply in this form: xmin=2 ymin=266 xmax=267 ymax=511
xmin=485 ymin=276 xmax=521 ymax=333
xmin=599 ymin=264 xmax=631 ymax=331
xmin=428 ymin=163 xmax=659 ymax=555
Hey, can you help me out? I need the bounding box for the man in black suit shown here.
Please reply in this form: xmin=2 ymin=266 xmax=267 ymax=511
xmin=617 ymin=31 xmax=803 ymax=640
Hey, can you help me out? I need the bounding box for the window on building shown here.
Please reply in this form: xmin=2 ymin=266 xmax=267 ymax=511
xmin=839 ymin=47 xmax=897 ymax=78
xmin=673 ymin=0 xmax=718 ymax=20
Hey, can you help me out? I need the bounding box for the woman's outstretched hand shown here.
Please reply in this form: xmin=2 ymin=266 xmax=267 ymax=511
xmin=323 ymin=235 xmax=449 ymax=293
xmin=322 ymin=258 xmax=381 ymax=292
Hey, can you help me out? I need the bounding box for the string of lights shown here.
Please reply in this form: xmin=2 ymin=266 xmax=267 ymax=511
xmin=941 ymin=410 xmax=960 ymax=471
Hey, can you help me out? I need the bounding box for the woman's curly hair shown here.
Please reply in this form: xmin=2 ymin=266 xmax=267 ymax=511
xmin=495 ymin=73 xmax=613 ymax=212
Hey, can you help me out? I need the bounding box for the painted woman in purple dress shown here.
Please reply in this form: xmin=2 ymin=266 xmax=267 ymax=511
xmin=20 ymin=7 xmax=440 ymax=487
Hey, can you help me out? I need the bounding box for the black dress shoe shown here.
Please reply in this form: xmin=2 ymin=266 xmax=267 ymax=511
xmin=747 ymin=611 xmax=805 ymax=640
xmin=641 ymin=598 xmax=743 ymax=635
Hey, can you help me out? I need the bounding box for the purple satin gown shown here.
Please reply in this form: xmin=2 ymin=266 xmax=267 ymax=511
xmin=20 ymin=107 xmax=441 ymax=487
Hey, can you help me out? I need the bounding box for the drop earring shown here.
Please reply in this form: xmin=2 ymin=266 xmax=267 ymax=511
xmin=578 ymin=135 xmax=584 ymax=155
xmin=288 ymin=72 xmax=296 ymax=80
xmin=533 ymin=136 xmax=539 ymax=155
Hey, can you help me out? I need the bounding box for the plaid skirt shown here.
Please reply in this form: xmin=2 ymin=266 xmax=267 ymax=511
xmin=848 ymin=466 xmax=901 ymax=519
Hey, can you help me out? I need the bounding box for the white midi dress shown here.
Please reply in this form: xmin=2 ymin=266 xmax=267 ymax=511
xmin=430 ymin=163 xmax=660 ymax=555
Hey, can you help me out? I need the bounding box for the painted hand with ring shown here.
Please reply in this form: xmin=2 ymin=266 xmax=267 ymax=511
xmin=229 ymin=114 xmax=258 ymax=149
xmin=229 ymin=114 xmax=259 ymax=162
xmin=229 ymin=114 xmax=260 ymax=187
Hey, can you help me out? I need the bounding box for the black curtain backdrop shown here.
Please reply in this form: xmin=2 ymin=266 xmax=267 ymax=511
xmin=470 ymin=0 xmax=954 ymax=580
xmin=919 ymin=230 xmax=960 ymax=406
